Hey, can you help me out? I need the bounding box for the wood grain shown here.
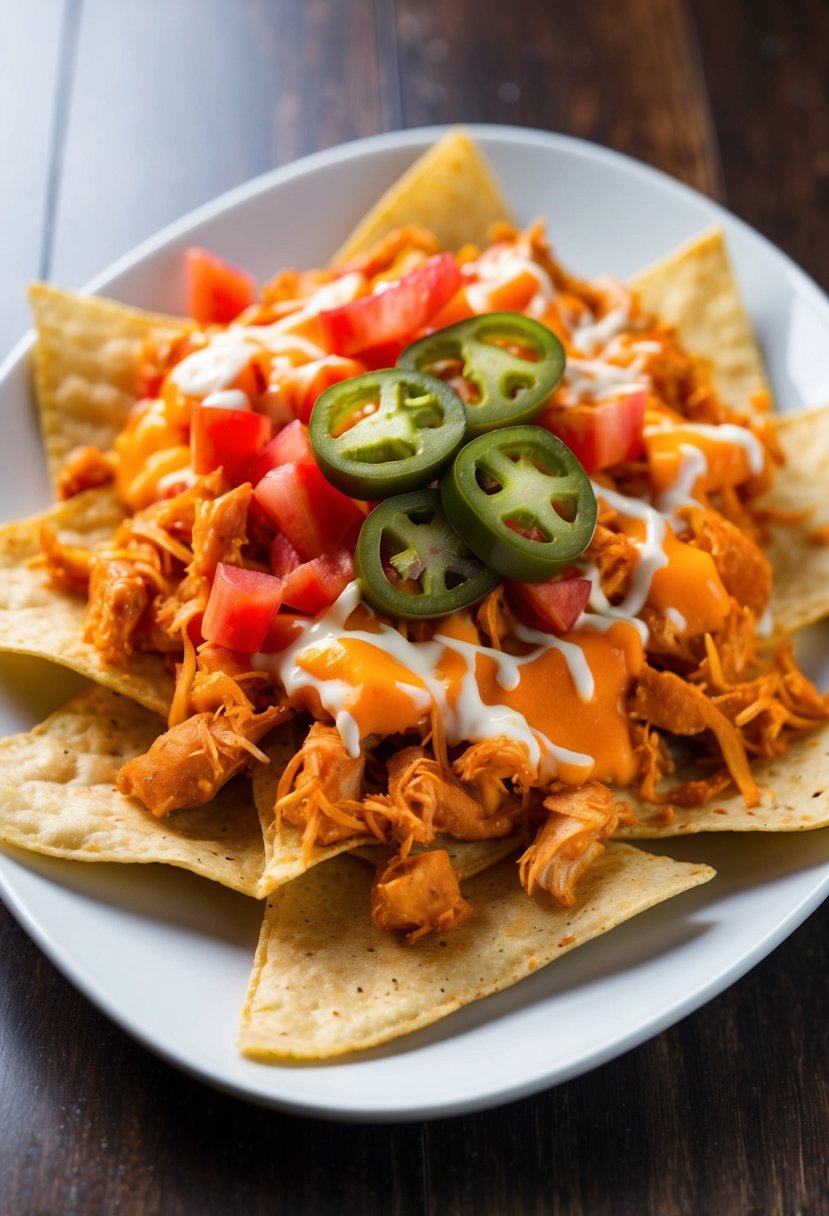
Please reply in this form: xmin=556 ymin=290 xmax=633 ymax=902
xmin=394 ymin=0 xmax=725 ymax=196
xmin=2 ymin=0 xmax=829 ymax=1212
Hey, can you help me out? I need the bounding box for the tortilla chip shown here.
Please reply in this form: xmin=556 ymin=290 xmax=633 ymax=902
xmin=762 ymin=405 xmax=829 ymax=634
xmin=630 ymin=228 xmax=770 ymax=414
xmin=28 ymin=282 xmax=192 ymax=486
xmin=0 ymin=686 xmax=265 ymax=895
xmin=331 ymin=128 xmax=513 ymax=263
xmin=0 ymin=488 xmax=172 ymax=716
xmin=617 ymin=718 xmax=829 ymax=836
xmin=238 ymin=844 xmax=714 ymax=1059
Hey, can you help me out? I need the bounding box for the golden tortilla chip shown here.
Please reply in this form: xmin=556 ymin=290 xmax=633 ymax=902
xmin=28 ymin=282 xmax=192 ymax=486
xmin=617 ymin=717 xmax=829 ymax=837
xmin=237 ymin=844 xmax=714 ymax=1060
xmin=763 ymin=405 xmax=829 ymax=634
xmin=630 ymin=228 xmax=770 ymax=414
xmin=0 ymin=686 xmax=265 ymax=895
xmin=331 ymin=128 xmax=513 ymax=263
xmin=0 ymin=489 xmax=172 ymax=716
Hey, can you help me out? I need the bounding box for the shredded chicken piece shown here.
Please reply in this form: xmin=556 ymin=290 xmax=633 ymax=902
xmin=370 ymin=849 xmax=473 ymax=943
xmin=363 ymin=746 xmax=524 ymax=856
xmin=56 ymin=445 xmax=116 ymax=500
xmin=630 ymin=720 xmax=676 ymax=802
xmin=336 ymin=225 xmax=439 ymax=277
xmin=39 ymin=527 xmax=93 ymax=594
xmin=154 ymin=483 xmax=253 ymax=637
xmin=452 ymin=736 xmax=536 ymax=812
xmin=683 ymin=506 xmax=772 ymax=616
xmin=632 ymin=665 xmax=758 ymax=806
xmin=518 ymin=782 xmax=628 ymax=907
xmin=117 ymin=703 xmax=289 ymax=816
xmin=585 ymin=518 xmax=637 ymax=603
xmin=475 ymin=585 xmax=511 ymax=651
xmin=276 ymin=723 xmax=370 ymax=859
xmin=84 ymin=555 xmax=151 ymax=662
xmin=188 ymin=483 xmax=252 ymax=580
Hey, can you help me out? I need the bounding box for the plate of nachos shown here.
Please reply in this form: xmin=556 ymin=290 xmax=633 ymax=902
xmin=1 ymin=125 xmax=829 ymax=1120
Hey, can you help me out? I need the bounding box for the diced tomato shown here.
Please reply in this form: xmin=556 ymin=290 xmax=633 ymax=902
xmin=356 ymin=339 xmax=408 ymax=371
xmin=270 ymin=532 xmax=302 ymax=579
xmin=319 ymin=253 xmax=461 ymax=356
xmin=191 ymin=403 xmax=272 ymax=484
xmin=282 ymin=549 xmax=355 ymax=615
xmin=505 ymin=574 xmax=592 ymax=635
xmin=544 ymin=390 xmax=646 ymax=472
xmin=253 ymin=460 xmax=364 ymax=559
xmin=201 ymin=563 xmax=284 ymax=653
xmin=261 ymin=611 xmax=310 ymax=652
xmin=247 ymin=420 xmax=313 ymax=484
xmin=184 ymin=247 xmax=256 ymax=326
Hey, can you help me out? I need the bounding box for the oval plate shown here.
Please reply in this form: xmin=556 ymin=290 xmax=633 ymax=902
xmin=1 ymin=125 xmax=829 ymax=1122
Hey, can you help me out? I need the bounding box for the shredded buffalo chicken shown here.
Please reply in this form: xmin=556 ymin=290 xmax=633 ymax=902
xmin=43 ymin=218 xmax=829 ymax=942
xmin=370 ymin=849 xmax=473 ymax=942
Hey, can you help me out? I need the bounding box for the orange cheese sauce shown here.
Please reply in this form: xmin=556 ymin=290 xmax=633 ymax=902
xmin=295 ymin=637 xmax=431 ymax=739
xmin=620 ymin=516 xmax=730 ymax=638
xmin=644 ymin=426 xmax=768 ymax=496
xmin=473 ymin=624 xmax=643 ymax=785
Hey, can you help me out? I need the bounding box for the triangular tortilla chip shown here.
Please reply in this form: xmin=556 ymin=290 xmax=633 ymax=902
xmin=0 ymin=686 xmax=265 ymax=895
xmin=238 ymin=844 xmax=714 ymax=1059
xmin=763 ymin=404 xmax=829 ymax=634
xmin=331 ymin=128 xmax=513 ymax=263
xmin=630 ymin=228 xmax=770 ymax=414
xmin=28 ymin=282 xmax=192 ymax=486
xmin=617 ymin=715 xmax=829 ymax=837
xmin=0 ymin=488 xmax=173 ymax=716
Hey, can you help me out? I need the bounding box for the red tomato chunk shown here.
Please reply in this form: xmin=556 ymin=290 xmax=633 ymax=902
xmin=201 ymin=564 xmax=285 ymax=653
xmin=185 ymin=247 xmax=256 ymax=326
xmin=319 ymin=253 xmax=461 ymax=356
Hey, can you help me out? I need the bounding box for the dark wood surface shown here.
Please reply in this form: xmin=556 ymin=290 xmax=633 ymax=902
xmin=2 ymin=1 xmax=828 ymax=1211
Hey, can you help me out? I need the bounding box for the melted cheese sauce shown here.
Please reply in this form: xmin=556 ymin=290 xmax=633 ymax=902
xmin=255 ymin=583 xmax=644 ymax=785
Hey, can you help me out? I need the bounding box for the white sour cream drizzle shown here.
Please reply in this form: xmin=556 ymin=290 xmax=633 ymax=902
xmin=569 ymin=305 xmax=633 ymax=356
xmin=580 ymin=481 xmax=668 ymax=644
xmin=644 ymin=419 xmax=766 ymax=477
xmin=562 ymin=354 xmax=648 ymax=405
xmin=169 ymin=334 xmax=259 ymax=398
xmin=253 ymin=582 xmax=595 ymax=782
xmin=463 ymin=249 xmax=554 ymax=319
xmin=655 ymin=445 xmax=709 ymax=531
xmin=201 ymin=389 xmax=251 ymax=411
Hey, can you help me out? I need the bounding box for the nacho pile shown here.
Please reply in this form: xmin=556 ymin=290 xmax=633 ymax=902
xmin=2 ymin=129 xmax=828 ymax=1061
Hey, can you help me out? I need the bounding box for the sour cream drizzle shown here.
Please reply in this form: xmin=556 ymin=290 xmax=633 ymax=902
xmin=644 ymin=418 xmax=766 ymax=476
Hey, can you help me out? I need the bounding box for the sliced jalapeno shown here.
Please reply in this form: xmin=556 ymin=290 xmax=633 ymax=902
xmin=397 ymin=312 xmax=565 ymax=437
xmin=355 ymin=489 xmax=499 ymax=619
xmin=309 ymin=369 xmax=466 ymax=499
xmin=440 ymin=426 xmax=597 ymax=582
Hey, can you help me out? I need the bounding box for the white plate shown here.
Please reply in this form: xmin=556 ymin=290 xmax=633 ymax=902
xmin=2 ymin=125 xmax=829 ymax=1122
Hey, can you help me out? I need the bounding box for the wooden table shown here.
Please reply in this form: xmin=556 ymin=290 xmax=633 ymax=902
xmin=2 ymin=2 xmax=828 ymax=1211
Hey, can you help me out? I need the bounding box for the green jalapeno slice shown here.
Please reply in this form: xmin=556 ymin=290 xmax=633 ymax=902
xmin=397 ymin=312 xmax=565 ymax=437
xmin=355 ymin=489 xmax=499 ymax=618
xmin=440 ymin=425 xmax=597 ymax=582
xmin=309 ymin=369 xmax=467 ymax=498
